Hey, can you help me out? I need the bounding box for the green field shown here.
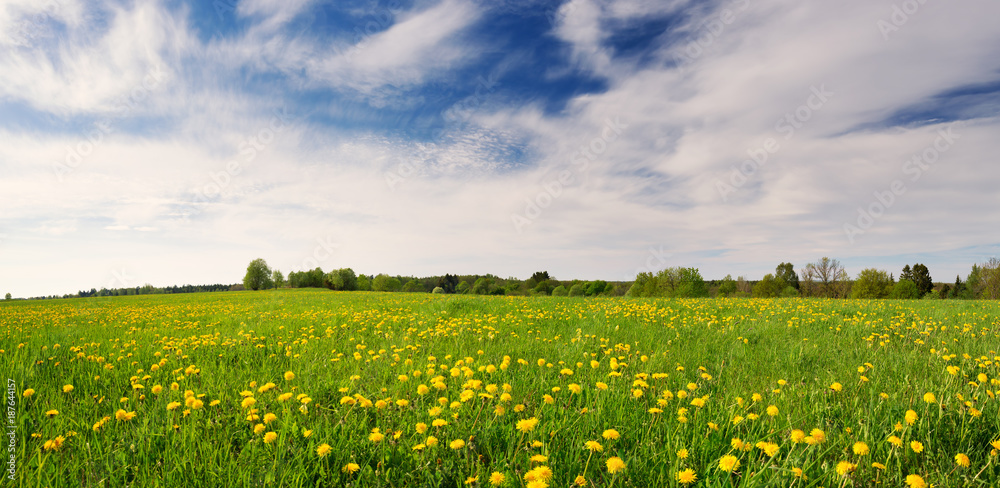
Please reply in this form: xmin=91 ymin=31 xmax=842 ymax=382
xmin=2 ymin=291 xmax=999 ymax=487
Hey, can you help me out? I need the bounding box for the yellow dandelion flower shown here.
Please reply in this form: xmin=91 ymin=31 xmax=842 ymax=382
xmin=43 ymin=436 xmax=65 ymax=451
xmin=758 ymin=442 xmax=779 ymax=457
xmin=63 ymin=385 xmax=74 ymax=393
xmin=450 ymin=439 xmax=465 ymax=450
xmin=905 ymin=410 xmax=918 ymax=425
xmin=283 ymin=371 xmax=295 ymax=381
xmin=606 ymin=457 xmax=626 ymax=474
xmin=809 ymin=429 xmax=825 ymax=443
xmin=955 ymin=453 xmax=970 ymax=467
xmin=676 ymin=468 xmax=697 ymax=485
xmin=602 ymin=429 xmax=620 ymax=440
xmin=342 ymin=462 xmax=360 ymax=473
xmin=263 ymin=432 xmax=277 ymax=444
xmin=316 ymin=444 xmax=332 ymax=457
xmin=910 ymin=441 xmax=923 ymax=453
xmin=789 ymin=429 xmax=806 ymax=444
xmin=905 ymin=474 xmax=926 ymax=488
xmin=853 ymin=442 xmax=869 ymax=456
xmin=718 ymin=455 xmax=740 ymax=472
xmin=835 ymin=461 xmax=856 ymax=476
xmin=516 ymin=417 xmax=539 ymax=433
xmin=488 ymin=472 xmax=505 ymax=486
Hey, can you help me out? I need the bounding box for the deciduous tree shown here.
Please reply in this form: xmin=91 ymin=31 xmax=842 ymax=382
xmin=717 ymin=275 xmax=737 ymax=297
xmin=850 ymin=268 xmax=892 ymax=299
xmin=802 ymin=257 xmax=848 ymax=297
xmin=752 ymin=274 xmax=786 ymax=298
xmin=889 ymin=279 xmax=920 ymax=299
xmin=243 ymin=258 xmax=273 ymax=291
xmin=776 ymin=263 xmax=799 ymax=290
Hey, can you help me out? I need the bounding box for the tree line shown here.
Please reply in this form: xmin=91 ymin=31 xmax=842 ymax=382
xmin=623 ymin=257 xmax=1000 ymax=300
xmin=242 ymin=260 xmax=628 ymax=297
xmin=8 ymin=283 xmax=237 ymax=301
xmin=8 ymin=256 xmax=997 ymax=302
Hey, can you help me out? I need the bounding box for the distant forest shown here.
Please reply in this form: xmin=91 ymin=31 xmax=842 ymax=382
xmin=238 ymin=256 xmax=1000 ymax=300
xmin=7 ymin=256 xmax=997 ymax=302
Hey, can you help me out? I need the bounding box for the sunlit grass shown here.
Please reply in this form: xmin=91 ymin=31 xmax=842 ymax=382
xmin=2 ymin=290 xmax=999 ymax=487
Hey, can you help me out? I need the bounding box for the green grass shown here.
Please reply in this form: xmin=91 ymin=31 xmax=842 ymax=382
xmin=2 ymin=290 xmax=999 ymax=487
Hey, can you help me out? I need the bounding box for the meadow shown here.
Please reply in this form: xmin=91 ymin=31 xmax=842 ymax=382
xmin=2 ymin=290 xmax=999 ymax=487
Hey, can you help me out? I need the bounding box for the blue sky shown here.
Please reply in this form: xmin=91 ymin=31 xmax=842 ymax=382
xmin=1 ymin=0 xmax=999 ymax=297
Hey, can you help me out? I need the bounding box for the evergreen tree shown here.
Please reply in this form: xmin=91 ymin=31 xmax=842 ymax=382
xmin=910 ymin=264 xmax=933 ymax=296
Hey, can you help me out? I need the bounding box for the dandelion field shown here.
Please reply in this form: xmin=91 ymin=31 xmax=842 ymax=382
xmin=3 ymin=291 xmax=1000 ymax=487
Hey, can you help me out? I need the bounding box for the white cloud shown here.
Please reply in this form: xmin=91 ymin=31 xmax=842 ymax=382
xmin=0 ymin=0 xmax=189 ymax=116
xmin=305 ymin=0 xmax=482 ymax=95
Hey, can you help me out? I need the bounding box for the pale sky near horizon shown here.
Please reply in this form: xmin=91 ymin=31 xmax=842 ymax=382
xmin=1 ymin=0 xmax=998 ymax=298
